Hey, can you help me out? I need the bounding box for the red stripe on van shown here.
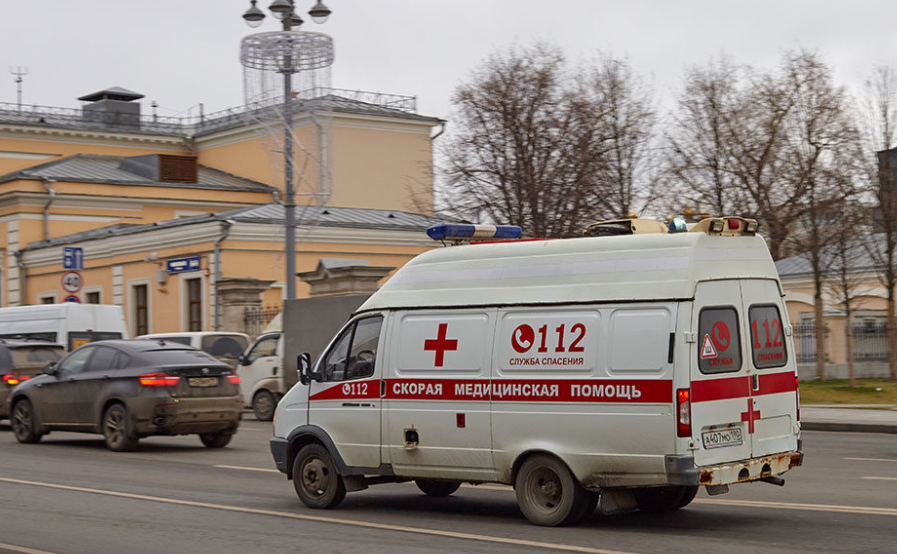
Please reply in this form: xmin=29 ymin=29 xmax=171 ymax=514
xmin=691 ymin=376 xmax=750 ymax=403
xmin=756 ymin=372 xmax=797 ymax=396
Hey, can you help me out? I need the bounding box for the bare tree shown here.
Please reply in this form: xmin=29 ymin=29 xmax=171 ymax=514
xmin=780 ymin=51 xmax=859 ymax=380
xmin=583 ymin=54 xmax=658 ymax=219
xmin=859 ymin=65 xmax=897 ymax=380
xmin=442 ymin=44 xmax=603 ymax=237
xmin=666 ymin=58 xmax=748 ymax=216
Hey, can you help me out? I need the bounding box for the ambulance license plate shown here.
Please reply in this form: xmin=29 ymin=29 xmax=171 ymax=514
xmin=188 ymin=377 xmax=218 ymax=387
xmin=702 ymin=427 xmax=744 ymax=449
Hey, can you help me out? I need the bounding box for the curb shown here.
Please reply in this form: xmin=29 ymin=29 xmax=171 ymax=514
xmin=802 ymin=421 xmax=897 ymax=434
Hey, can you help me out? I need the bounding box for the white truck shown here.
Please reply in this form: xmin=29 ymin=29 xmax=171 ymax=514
xmin=270 ymin=218 xmax=802 ymax=526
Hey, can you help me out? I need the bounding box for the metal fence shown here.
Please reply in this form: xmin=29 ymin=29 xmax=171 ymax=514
xmin=793 ymin=321 xmax=890 ymax=363
xmin=243 ymin=306 xmax=281 ymax=339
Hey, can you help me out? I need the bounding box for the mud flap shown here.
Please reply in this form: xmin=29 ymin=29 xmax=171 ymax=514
xmin=597 ymin=490 xmax=639 ymax=515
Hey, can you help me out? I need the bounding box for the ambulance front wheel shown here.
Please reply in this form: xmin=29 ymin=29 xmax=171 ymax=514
xmin=416 ymin=479 xmax=461 ymax=496
xmin=515 ymin=454 xmax=589 ymax=527
xmin=293 ymin=443 xmax=347 ymax=509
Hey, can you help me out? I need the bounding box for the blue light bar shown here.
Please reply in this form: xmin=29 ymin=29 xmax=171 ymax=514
xmin=427 ymin=224 xmax=523 ymax=241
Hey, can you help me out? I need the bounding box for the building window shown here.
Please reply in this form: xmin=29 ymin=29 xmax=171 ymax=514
xmin=133 ymin=284 xmax=148 ymax=336
xmin=41 ymin=296 xmax=55 ymax=304
xmin=86 ymin=291 xmax=101 ymax=304
xmin=187 ymin=278 xmax=202 ymax=332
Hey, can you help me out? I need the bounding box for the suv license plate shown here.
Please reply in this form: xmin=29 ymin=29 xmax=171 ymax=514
xmin=188 ymin=377 xmax=219 ymax=388
xmin=702 ymin=427 xmax=744 ymax=449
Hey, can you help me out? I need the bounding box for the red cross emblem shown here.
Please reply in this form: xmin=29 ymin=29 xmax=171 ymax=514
xmin=424 ymin=323 xmax=458 ymax=367
xmin=741 ymin=398 xmax=761 ymax=434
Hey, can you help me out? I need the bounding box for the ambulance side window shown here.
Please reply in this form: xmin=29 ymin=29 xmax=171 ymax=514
xmin=698 ymin=307 xmax=742 ymax=374
xmin=749 ymin=305 xmax=788 ymax=369
xmin=320 ymin=316 xmax=383 ymax=382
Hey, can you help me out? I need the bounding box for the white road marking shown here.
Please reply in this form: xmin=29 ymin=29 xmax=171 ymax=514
xmin=214 ymin=464 xmax=279 ymax=473
xmin=845 ymin=457 xmax=897 ymax=463
xmin=861 ymin=476 xmax=897 ymax=482
xmin=0 ymin=476 xmax=644 ymax=554
xmin=0 ymin=542 xmax=61 ymax=554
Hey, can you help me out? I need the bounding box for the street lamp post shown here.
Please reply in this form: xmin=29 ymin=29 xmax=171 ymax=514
xmin=242 ymin=0 xmax=332 ymax=301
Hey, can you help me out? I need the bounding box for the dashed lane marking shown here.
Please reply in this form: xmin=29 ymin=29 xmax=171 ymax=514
xmin=0 ymin=542 xmax=61 ymax=554
xmin=0 ymin=476 xmax=645 ymax=554
xmin=214 ymin=464 xmax=280 ymax=473
xmin=845 ymin=457 xmax=897 ymax=463
xmin=861 ymin=476 xmax=897 ymax=482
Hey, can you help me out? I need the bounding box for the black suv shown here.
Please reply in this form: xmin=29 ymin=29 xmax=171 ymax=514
xmin=0 ymin=339 xmax=65 ymax=420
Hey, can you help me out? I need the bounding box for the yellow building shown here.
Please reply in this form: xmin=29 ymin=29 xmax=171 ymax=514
xmin=0 ymin=86 xmax=444 ymax=334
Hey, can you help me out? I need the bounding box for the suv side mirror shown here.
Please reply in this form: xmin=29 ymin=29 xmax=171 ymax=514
xmin=297 ymin=352 xmax=312 ymax=385
xmin=43 ymin=362 xmax=57 ymax=376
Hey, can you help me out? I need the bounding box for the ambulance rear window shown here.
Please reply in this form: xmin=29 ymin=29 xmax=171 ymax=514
xmin=749 ymin=305 xmax=787 ymax=369
xmin=698 ymin=307 xmax=742 ymax=374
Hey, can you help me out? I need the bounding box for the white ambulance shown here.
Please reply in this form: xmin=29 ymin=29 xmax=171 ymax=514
xmin=270 ymin=217 xmax=802 ymax=526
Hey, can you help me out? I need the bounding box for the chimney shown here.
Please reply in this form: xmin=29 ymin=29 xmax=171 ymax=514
xmin=79 ymin=86 xmax=144 ymax=129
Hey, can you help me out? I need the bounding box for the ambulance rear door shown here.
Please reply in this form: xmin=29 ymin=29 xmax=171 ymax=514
xmin=690 ymin=280 xmax=753 ymax=466
xmin=740 ymin=279 xmax=799 ymax=457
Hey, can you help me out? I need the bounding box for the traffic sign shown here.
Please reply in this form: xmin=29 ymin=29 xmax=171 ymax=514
xmin=63 ymin=247 xmax=84 ymax=270
xmin=64 ymin=295 xmax=80 ymax=303
xmin=61 ymin=271 xmax=83 ymax=293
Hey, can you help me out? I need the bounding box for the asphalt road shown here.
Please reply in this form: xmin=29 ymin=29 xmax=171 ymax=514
xmin=0 ymin=419 xmax=895 ymax=554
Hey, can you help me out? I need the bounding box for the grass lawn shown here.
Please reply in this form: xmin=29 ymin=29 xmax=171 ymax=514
xmin=799 ymin=378 xmax=897 ymax=405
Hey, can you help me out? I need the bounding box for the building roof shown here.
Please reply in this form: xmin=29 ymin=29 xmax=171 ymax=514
xmin=359 ymin=233 xmax=780 ymax=312
xmin=775 ymin=235 xmax=883 ymax=279
xmin=25 ymin=203 xmax=445 ymax=251
xmin=0 ymin=154 xmax=276 ymax=193
xmin=77 ymin=87 xmax=144 ymax=102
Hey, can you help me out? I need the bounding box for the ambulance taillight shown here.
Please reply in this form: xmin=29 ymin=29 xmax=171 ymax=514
xmin=676 ymin=388 xmax=691 ymax=437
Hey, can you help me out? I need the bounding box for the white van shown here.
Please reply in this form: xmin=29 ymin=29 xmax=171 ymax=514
xmin=270 ymin=218 xmax=802 ymax=526
xmin=0 ymin=304 xmax=129 ymax=350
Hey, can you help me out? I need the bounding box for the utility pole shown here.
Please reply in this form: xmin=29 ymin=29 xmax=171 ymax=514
xmin=9 ymin=66 xmax=28 ymax=110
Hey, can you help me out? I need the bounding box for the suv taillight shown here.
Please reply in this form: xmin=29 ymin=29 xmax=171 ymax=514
xmin=2 ymin=371 xmax=30 ymax=386
xmin=139 ymin=372 xmax=180 ymax=387
xmin=677 ymin=388 xmax=692 ymax=437
xmin=226 ymin=373 xmax=241 ymax=384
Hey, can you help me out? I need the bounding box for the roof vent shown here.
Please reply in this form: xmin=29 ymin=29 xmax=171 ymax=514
xmin=78 ymin=86 xmax=144 ymax=129
xmin=120 ymin=154 xmax=198 ymax=184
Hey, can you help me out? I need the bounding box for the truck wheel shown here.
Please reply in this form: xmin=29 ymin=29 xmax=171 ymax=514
xmin=515 ymin=454 xmax=588 ymax=526
xmin=293 ymin=443 xmax=346 ymax=509
xmin=252 ymin=390 xmax=276 ymax=421
xmin=634 ymin=486 xmax=691 ymax=513
xmin=11 ymin=398 xmax=42 ymax=444
xmin=416 ymin=480 xmax=461 ymax=496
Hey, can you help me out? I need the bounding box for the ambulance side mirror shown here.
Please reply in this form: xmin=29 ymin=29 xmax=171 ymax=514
xmin=298 ymin=352 xmax=312 ymax=386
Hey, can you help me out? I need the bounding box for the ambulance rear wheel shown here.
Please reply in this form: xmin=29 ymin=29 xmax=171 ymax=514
xmin=515 ymin=454 xmax=588 ymax=527
xmin=293 ymin=444 xmax=346 ymax=509
xmin=634 ymin=486 xmax=693 ymax=513
xmin=415 ymin=479 xmax=461 ymax=497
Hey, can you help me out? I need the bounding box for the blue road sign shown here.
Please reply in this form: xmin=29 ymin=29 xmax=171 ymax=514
xmin=166 ymin=256 xmax=201 ymax=274
xmin=63 ymin=247 xmax=84 ymax=270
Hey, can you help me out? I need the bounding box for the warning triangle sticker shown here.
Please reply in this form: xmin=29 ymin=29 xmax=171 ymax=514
xmin=700 ymin=334 xmax=718 ymax=359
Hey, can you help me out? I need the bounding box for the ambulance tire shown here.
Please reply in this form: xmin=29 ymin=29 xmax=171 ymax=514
xmin=415 ymin=479 xmax=461 ymax=497
xmin=634 ymin=486 xmax=690 ymax=513
xmin=675 ymin=485 xmax=699 ymax=509
xmin=515 ymin=454 xmax=589 ymax=527
xmin=293 ymin=443 xmax=347 ymax=509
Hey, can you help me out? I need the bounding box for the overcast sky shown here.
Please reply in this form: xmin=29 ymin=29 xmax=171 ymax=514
xmin=2 ymin=0 xmax=894 ymax=123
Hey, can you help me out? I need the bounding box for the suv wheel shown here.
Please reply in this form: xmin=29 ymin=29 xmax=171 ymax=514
xmin=102 ymin=404 xmax=138 ymax=452
xmin=11 ymin=399 xmax=42 ymax=443
xmin=199 ymin=430 xmax=234 ymax=448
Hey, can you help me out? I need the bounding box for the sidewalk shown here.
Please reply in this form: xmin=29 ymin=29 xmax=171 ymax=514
xmin=802 ymin=405 xmax=897 ymax=434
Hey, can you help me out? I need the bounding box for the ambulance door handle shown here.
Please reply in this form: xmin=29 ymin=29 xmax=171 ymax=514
xmin=381 ymin=380 xmax=386 ymax=397
xmin=752 ymin=374 xmax=759 ymax=391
